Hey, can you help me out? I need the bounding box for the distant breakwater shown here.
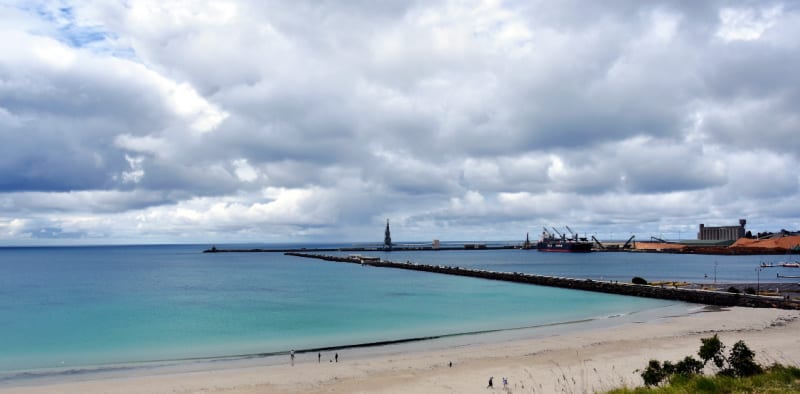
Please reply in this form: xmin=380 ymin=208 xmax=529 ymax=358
xmin=286 ymin=252 xmax=800 ymax=310
xmin=203 ymin=245 xmax=515 ymax=253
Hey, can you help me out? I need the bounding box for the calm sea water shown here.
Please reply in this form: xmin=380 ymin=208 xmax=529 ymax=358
xmin=0 ymin=244 xmax=778 ymax=374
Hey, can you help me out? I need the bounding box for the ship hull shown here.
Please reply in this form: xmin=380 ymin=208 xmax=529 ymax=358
xmin=536 ymin=242 xmax=593 ymax=253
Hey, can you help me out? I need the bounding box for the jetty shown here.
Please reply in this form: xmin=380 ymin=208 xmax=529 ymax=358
xmin=285 ymin=252 xmax=800 ymax=310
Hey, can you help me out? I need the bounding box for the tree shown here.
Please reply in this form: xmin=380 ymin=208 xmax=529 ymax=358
xmin=639 ymin=335 xmax=764 ymax=387
xmin=699 ymin=334 xmax=726 ymax=369
xmin=727 ymin=340 xmax=763 ymax=377
xmin=641 ymin=357 xmax=702 ymax=386
xmin=674 ymin=356 xmax=704 ymax=376
xmin=641 ymin=360 xmax=667 ymax=386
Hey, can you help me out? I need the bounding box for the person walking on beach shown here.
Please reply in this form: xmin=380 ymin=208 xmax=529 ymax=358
xmin=487 ymin=376 xmax=493 ymax=388
xmin=335 ymin=352 xmax=338 ymax=363
xmin=318 ymin=352 xmax=321 ymax=363
xmin=290 ymin=350 xmax=295 ymax=366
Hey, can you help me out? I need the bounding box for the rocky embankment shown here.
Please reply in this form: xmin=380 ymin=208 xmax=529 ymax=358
xmin=286 ymin=252 xmax=800 ymax=310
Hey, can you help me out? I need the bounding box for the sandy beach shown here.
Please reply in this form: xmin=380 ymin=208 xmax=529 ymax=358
xmin=2 ymin=306 xmax=799 ymax=394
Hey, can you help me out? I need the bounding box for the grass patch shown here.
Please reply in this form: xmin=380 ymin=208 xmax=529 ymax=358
xmin=606 ymin=364 xmax=800 ymax=393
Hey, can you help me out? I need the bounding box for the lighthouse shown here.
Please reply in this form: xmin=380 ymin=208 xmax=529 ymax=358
xmin=384 ymin=219 xmax=392 ymax=251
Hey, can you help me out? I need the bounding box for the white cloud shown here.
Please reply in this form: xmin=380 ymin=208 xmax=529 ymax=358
xmin=31 ymin=36 xmax=78 ymax=69
xmin=232 ymin=158 xmax=259 ymax=183
xmin=716 ymin=6 xmax=782 ymax=42
xmin=114 ymin=134 xmax=169 ymax=156
xmin=121 ymin=155 xmax=145 ymax=184
xmin=0 ymin=218 xmax=27 ymax=237
xmin=166 ymin=82 xmax=228 ymax=133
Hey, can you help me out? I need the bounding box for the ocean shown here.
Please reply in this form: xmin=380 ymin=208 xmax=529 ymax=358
xmin=0 ymin=243 xmax=780 ymax=378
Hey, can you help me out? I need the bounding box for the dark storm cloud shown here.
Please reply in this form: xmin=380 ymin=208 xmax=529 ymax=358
xmin=0 ymin=30 xmax=183 ymax=193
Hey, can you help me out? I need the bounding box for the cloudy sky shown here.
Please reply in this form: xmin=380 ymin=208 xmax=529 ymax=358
xmin=0 ymin=0 xmax=798 ymax=245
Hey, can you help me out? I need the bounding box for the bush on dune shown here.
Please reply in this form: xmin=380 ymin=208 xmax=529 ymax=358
xmin=608 ymin=335 xmax=795 ymax=393
xmin=640 ymin=334 xmax=763 ymax=387
xmin=607 ymin=364 xmax=800 ymax=393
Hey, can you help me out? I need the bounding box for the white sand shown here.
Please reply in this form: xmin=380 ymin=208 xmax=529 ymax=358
xmin=3 ymin=307 xmax=799 ymax=394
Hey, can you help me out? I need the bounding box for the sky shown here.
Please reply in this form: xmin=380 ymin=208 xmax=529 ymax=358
xmin=0 ymin=0 xmax=798 ymax=245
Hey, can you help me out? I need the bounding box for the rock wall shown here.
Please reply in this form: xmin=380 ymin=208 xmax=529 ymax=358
xmin=285 ymin=252 xmax=800 ymax=310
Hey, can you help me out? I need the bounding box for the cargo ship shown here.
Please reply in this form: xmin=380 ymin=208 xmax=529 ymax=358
xmin=537 ymin=227 xmax=593 ymax=252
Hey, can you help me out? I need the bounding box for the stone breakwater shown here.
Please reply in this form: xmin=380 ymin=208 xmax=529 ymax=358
xmin=286 ymin=252 xmax=800 ymax=310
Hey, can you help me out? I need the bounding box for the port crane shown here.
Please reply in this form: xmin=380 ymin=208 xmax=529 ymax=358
xmin=589 ymin=234 xmax=635 ymax=250
xmin=551 ymin=227 xmax=565 ymax=240
xmin=565 ymin=225 xmax=579 ymax=241
xmin=623 ymin=235 xmax=636 ymax=249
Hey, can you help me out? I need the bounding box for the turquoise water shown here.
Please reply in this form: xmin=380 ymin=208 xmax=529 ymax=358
xmin=0 ymin=244 xmax=689 ymax=373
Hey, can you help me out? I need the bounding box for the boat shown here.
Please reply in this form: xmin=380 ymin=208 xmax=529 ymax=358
xmin=779 ymin=262 xmax=800 ymax=268
xmin=777 ymin=273 xmax=800 ymax=279
xmin=537 ymin=227 xmax=593 ymax=253
xmin=760 ymin=262 xmax=776 ymax=268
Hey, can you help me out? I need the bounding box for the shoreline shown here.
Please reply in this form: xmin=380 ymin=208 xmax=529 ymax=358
xmin=0 ymin=302 xmax=691 ymax=388
xmin=7 ymin=305 xmax=800 ymax=393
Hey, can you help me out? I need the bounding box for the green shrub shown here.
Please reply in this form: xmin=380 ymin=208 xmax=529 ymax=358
xmin=674 ymin=356 xmax=703 ymax=376
xmin=661 ymin=360 xmax=675 ymax=375
xmin=698 ymin=334 xmax=726 ymax=369
xmin=744 ymin=287 xmax=756 ymax=294
xmin=641 ymin=359 xmax=667 ymax=386
xmin=636 ymin=335 xmax=766 ymax=389
xmin=727 ymin=340 xmax=763 ymax=377
xmin=727 ymin=286 xmax=740 ymax=293
xmin=608 ymin=364 xmax=800 ymax=393
xmin=632 ymin=276 xmax=648 ymax=285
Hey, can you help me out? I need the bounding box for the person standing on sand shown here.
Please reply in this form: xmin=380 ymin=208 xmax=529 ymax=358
xmin=290 ymin=350 xmax=295 ymax=366
xmin=318 ymin=352 xmax=321 ymax=363
xmin=335 ymin=352 xmax=338 ymax=363
xmin=487 ymin=376 xmax=493 ymax=388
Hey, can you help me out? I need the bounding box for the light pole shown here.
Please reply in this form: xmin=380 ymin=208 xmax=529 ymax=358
xmin=756 ymin=267 xmax=762 ymax=295
xmin=714 ymin=261 xmax=718 ymax=285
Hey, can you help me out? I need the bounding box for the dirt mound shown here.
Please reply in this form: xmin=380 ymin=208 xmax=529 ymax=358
xmin=731 ymin=235 xmax=800 ymax=250
xmin=634 ymin=242 xmax=684 ymax=250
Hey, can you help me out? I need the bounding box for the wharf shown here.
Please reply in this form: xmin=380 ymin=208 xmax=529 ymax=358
xmin=286 ymin=252 xmax=800 ymax=310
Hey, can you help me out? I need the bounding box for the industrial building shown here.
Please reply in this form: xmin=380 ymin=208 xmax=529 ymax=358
xmin=698 ymin=219 xmax=746 ymax=241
